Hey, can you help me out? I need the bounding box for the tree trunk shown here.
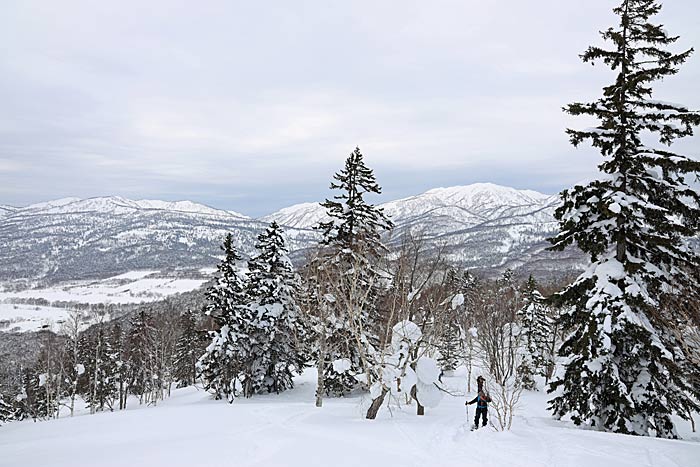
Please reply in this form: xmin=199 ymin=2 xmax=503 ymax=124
xmin=315 ymin=361 xmax=325 ymax=408
xmin=410 ymin=385 xmax=425 ymax=416
xmin=366 ymin=387 xmax=389 ymax=420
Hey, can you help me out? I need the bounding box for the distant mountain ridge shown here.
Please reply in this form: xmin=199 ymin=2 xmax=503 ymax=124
xmin=0 ymin=185 xmax=586 ymax=284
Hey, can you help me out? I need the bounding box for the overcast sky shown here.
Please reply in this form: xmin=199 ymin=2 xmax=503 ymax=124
xmin=1 ymin=0 xmax=699 ymax=216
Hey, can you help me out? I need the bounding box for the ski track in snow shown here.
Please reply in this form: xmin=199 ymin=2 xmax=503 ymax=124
xmin=0 ymin=369 xmax=698 ymax=467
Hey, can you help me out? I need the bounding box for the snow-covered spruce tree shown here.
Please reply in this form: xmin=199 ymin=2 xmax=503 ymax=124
xmin=243 ymin=222 xmax=306 ymax=396
xmin=315 ymin=147 xmax=393 ymax=396
xmin=173 ymin=309 xmax=204 ymax=388
xmin=318 ymin=146 xmax=393 ymax=257
xmin=81 ymin=327 xmax=118 ymax=413
xmin=517 ymin=275 xmax=549 ymax=390
xmin=0 ymin=393 xmax=14 ymax=425
xmin=126 ymin=310 xmax=156 ymax=405
xmin=197 ymin=233 xmax=250 ymax=402
xmin=437 ymin=321 xmax=464 ymax=374
xmin=549 ymin=0 xmax=700 ymax=437
xmin=17 ymin=366 xmax=50 ymax=421
xmin=108 ymin=322 xmax=129 ymax=410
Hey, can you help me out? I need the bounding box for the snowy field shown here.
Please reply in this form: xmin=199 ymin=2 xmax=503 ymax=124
xmin=0 ymin=303 xmax=79 ymax=333
xmin=0 ymin=271 xmax=209 ymax=332
xmin=1 ymin=369 xmax=698 ymax=467
xmin=0 ymin=275 xmax=206 ymax=305
xmin=0 ymin=280 xmax=203 ymax=305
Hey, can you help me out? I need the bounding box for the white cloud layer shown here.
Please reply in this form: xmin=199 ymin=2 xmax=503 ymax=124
xmin=1 ymin=0 xmax=698 ymax=215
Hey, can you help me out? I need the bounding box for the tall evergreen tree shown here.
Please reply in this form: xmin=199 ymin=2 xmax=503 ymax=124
xmin=173 ymin=309 xmax=204 ymax=388
xmin=549 ymin=0 xmax=700 ymax=437
xmin=318 ymin=147 xmax=393 ymax=257
xmin=437 ymin=321 xmax=464 ymax=374
xmin=109 ymin=322 xmax=129 ymax=410
xmin=81 ymin=327 xmax=118 ymax=412
xmin=197 ymin=233 xmax=249 ymax=402
xmin=16 ymin=366 xmax=49 ymax=421
xmin=244 ymin=222 xmax=306 ymax=396
xmin=517 ymin=275 xmax=549 ymax=390
xmin=126 ymin=310 xmax=156 ymax=404
xmin=314 ymin=147 xmax=393 ymax=396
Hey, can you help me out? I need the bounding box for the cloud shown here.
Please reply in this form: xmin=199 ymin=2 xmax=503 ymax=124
xmin=0 ymin=0 xmax=698 ymax=215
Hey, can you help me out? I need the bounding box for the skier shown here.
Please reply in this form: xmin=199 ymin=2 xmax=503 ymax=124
xmin=466 ymin=375 xmax=491 ymax=429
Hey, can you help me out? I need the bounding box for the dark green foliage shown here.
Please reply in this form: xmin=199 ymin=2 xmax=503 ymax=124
xmin=14 ymin=366 xmax=51 ymax=421
xmin=315 ymin=148 xmax=393 ymax=396
xmin=437 ymin=322 xmax=464 ymax=373
xmin=0 ymin=394 xmax=13 ymax=424
xmin=243 ymin=222 xmax=306 ymax=396
xmin=197 ymin=233 xmax=249 ymax=402
xmin=548 ymin=0 xmax=700 ymax=437
xmin=517 ymin=276 xmax=549 ymax=390
xmin=80 ymin=327 xmax=118 ymax=412
xmin=318 ymin=147 xmax=393 ymax=258
xmin=173 ymin=309 xmax=204 ymax=388
xmin=126 ymin=310 xmax=156 ymax=401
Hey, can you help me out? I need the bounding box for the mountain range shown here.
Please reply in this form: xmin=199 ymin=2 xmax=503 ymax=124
xmin=0 ymin=184 xmax=586 ymax=284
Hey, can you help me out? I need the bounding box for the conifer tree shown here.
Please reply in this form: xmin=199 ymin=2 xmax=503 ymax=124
xmin=244 ymin=222 xmax=306 ymax=396
xmin=109 ymin=322 xmax=128 ymax=410
xmin=126 ymin=310 xmax=156 ymax=404
xmin=81 ymin=327 xmax=118 ymax=412
xmin=517 ymin=275 xmax=549 ymax=390
xmin=173 ymin=309 xmax=204 ymax=388
xmin=314 ymin=147 xmax=393 ymax=396
xmin=549 ymin=0 xmax=700 ymax=437
xmin=16 ymin=367 xmax=49 ymax=421
xmin=0 ymin=394 xmax=13 ymax=424
xmin=318 ymin=147 xmax=393 ymax=257
xmin=437 ymin=322 xmax=464 ymax=374
xmin=197 ymin=233 xmax=249 ymax=402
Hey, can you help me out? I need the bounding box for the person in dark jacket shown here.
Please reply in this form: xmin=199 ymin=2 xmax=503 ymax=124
xmin=466 ymin=375 xmax=491 ymax=429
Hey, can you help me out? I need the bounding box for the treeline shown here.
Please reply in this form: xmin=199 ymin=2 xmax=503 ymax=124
xmin=0 ymin=305 xmax=207 ymax=422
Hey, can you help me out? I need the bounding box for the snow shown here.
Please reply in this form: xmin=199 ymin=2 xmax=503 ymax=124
xmin=260 ymin=202 xmax=328 ymax=229
xmin=0 ymin=303 xmax=75 ymax=333
xmin=391 ymin=320 xmax=422 ymax=345
xmin=108 ymin=270 xmax=159 ymax=280
xmin=332 ymin=359 xmax=352 ymax=373
xmin=451 ymin=293 xmax=465 ymax=310
xmin=19 ymin=196 xmax=246 ymax=218
xmin=0 ymin=369 xmax=697 ymax=467
xmin=415 ymin=357 xmax=441 ymax=383
xmin=0 ymin=276 xmax=206 ymax=306
xmin=415 ymin=380 xmax=443 ymax=408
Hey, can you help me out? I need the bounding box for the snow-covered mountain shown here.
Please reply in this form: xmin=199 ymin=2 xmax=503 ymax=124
xmin=0 ymin=185 xmax=584 ymax=284
xmin=0 ymin=204 xmax=18 ymax=217
xmin=0 ymin=196 xmax=312 ymax=283
xmin=263 ymin=183 xmax=585 ymax=277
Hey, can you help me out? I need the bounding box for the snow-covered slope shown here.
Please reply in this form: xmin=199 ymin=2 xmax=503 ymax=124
xmin=0 ymin=369 xmax=697 ymax=467
xmin=24 ymin=196 xmax=247 ymax=218
xmin=0 ymin=204 xmax=18 ymax=217
xmin=260 ymin=201 xmax=328 ymax=229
